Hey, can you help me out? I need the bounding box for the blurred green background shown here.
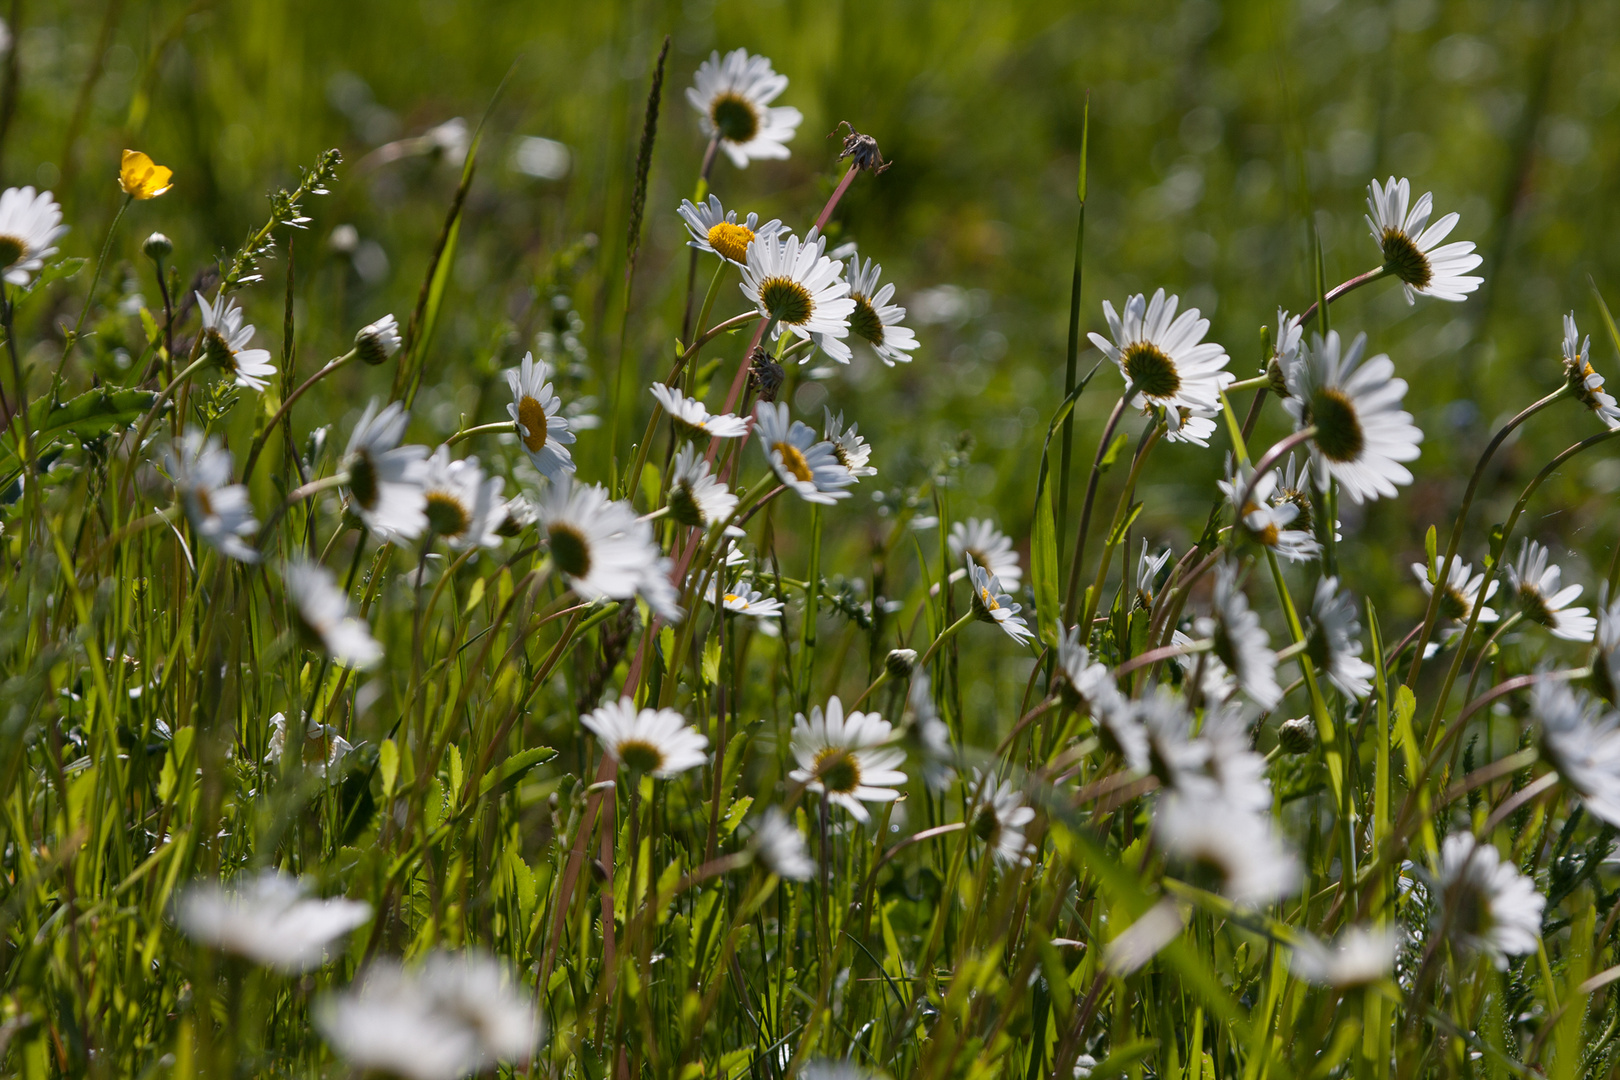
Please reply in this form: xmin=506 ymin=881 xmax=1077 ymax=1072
xmin=14 ymin=0 xmax=1620 ymax=632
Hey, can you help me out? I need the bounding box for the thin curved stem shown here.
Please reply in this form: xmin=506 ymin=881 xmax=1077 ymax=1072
xmin=1294 ymin=265 xmax=1388 ymax=329
xmin=1063 ymin=386 xmax=1135 ymax=622
xmin=241 ymin=349 xmax=358 ymax=479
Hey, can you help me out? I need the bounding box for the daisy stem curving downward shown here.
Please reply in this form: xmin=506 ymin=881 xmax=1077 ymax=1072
xmin=1294 ymin=265 xmax=1388 ymax=331
xmin=241 ymin=349 xmax=358 ymax=480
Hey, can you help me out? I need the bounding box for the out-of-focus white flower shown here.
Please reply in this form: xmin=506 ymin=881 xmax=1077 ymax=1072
xmin=686 ymin=49 xmax=803 ymax=169
xmin=285 ymin=558 xmax=383 ymax=670
xmin=1307 ymin=577 xmax=1375 ymax=699
xmin=266 ymin=711 xmax=354 ymax=777
xmin=949 ymin=518 xmax=1021 ymax=590
xmin=750 ymin=807 xmax=814 ymax=881
xmin=1533 ymin=679 xmax=1620 ymax=827
xmin=1291 ymin=925 xmax=1398 ymax=987
xmin=970 ymin=769 xmax=1037 ymax=866
xmin=176 ymin=870 xmax=371 ymax=973
xmin=342 ymin=399 xmax=428 ymax=542
xmin=1208 ymin=563 xmax=1282 ymax=710
xmin=537 ymin=479 xmax=682 ymax=622
xmin=1508 ymin=540 xmax=1596 ymax=643
xmin=1155 ymin=790 xmax=1299 ymax=906
xmin=581 ymin=698 xmax=707 ymax=778
xmin=0 ymin=186 xmax=66 ymax=285
xmin=823 ymin=409 xmax=876 ymax=479
xmin=166 ymin=431 xmax=259 ymax=563
xmin=1434 ymin=833 xmax=1543 ymax=968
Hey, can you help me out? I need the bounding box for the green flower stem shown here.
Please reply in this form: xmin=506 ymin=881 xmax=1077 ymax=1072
xmin=1080 ymin=421 xmax=1163 ymax=630
xmin=1294 ymin=265 xmax=1388 ymax=330
xmin=54 ymin=193 xmax=132 ymax=385
xmin=1404 ymin=383 xmax=1571 ymax=687
xmin=254 ymin=471 xmax=350 ymax=550
xmin=797 ymin=504 xmax=823 ymax=711
xmin=917 ymin=610 xmax=975 ymax=671
xmin=442 ymin=419 xmax=512 ymax=448
xmin=1063 ymin=382 xmax=1137 ymax=623
xmin=241 ymin=348 xmax=357 ymax=480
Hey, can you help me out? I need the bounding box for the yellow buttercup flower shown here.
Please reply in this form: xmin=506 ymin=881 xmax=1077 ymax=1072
xmin=119 ymin=150 xmax=174 ymax=200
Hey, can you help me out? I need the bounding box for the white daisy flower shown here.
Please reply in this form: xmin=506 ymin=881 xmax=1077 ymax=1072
xmin=1208 ymin=564 xmax=1282 ymax=710
xmin=1434 ymin=833 xmax=1543 ymax=968
xmin=788 ymin=696 xmax=908 ymax=823
xmin=1306 ymin=577 xmax=1375 ymax=700
xmin=1594 ymin=597 xmax=1620 ymax=704
xmin=1533 ymin=680 xmax=1620 ymax=828
xmin=1411 ymin=558 xmax=1497 ymax=627
xmin=420 ymin=447 xmax=505 ymax=551
xmin=969 ymin=769 xmax=1037 ymax=866
xmin=1365 ymin=176 xmax=1483 ymax=303
xmin=0 ymin=186 xmax=66 ymax=285
xmin=1291 ymin=925 xmax=1397 ymax=988
xmin=686 ymin=48 xmax=802 ymax=169
xmin=176 ymin=870 xmax=371 ymax=973
xmin=649 ymin=383 xmax=749 ymax=440
xmin=1133 ymin=688 xmax=1211 ymax=788
xmin=581 ymin=698 xmax=708 ymax=777
xmin=1270 ymin=453 xmax=1333 ymax=539
xmin=265 ymin=712 xmax=354 ymax=778
xmin=749 ymin=807 xmax=814 ymax=881
xmin=165 ymin=431 xmax=259 ymax=563
xmin=1273 ymin=307 xmax=1305 ymax=369
xmin=668 ymin=443 xmax=738 ymax=528
xmin=800 ymin=1062 xmax=881 ymax=1080
xmin=708 ymin=580 xmax=784 ymax=619
xmin=342 ymin=399 xmax=428 ymax=542
xmin=316 ymin=951 xmax=542 ymax=1080
xmin=196 ymin=292 xmax=277 ymax=391
xmin=1172 ymin=629 xmax=1237 ymax=706
xmin=1154 ymin=791 xmax=1299 ymax=907
xmin=494 ymin=492 xmax=538 ymax=538
xmin=1508 ymin=540 xmax=1596 ymax=642
xmin=1054 ymin=626 xmax=1122 ymax=717
xmin=1562 ymin=314 xmax=1620 ymax=430
xmin=677 ymin=194 xmax=782 ymax=267
xmin=948 ymin=517 xmax=1022 ymax=590
xmin=845 ymin=254 xmax=920 ymax=366
xmin=1218 ymin=458 xmax=1320 ymax=563
xmin=904 ymin=670 xmax=956 ymax=792
xmin=354 ymin=312 xmax=402 ymax=366
xmin=1135 ymin=540 xmax=1172 ymax=608
xmin=753 ymin=401 xmax=854 ymax=503
xmin=823 ymin=408 xmax=876 ymax=478
xmin=968 ymin=561 xmax=1035 ymax=646
xmin=1193 ymin=706 xmax=1274 ymax=814
xmin=537 ymin=480 xmax=682 ymax=622
xmin=505 ymin=353 xmax=576 ymax=479
xmin=1086 ymin=289 xmax=1234 ymax=447
xmin=284 ymin=558 xmax=384 ymax=670
xmin=740 ymin=229 xmax=856 ymax=363
xmin=1282 ymin=330 xmax=1422 ymax=505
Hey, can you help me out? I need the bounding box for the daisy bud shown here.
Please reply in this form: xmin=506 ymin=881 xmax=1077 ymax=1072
xmin=885 ymin=648 xmax=918 ymax=680
xmin=354 ymin=313 xmax=402 ymax=366
xmin=749 ymin=346 xmax=784 ymax=402
xmin=834 ymin=121 xmax=890 ymax=175
xmin=143 ymin=231 xmax=173 ymax=262
xmin=1277 ymin=717 xmax=1316 ymax=755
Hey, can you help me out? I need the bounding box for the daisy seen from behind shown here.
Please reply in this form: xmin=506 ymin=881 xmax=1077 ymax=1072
xmin=969 ymin=769 xmax=1037 ymax=866
xmin=1434 ymin=833 xmax=1543 ymax=968
xmin=686 ymin=48 xmax=802 ymax=168
xmin=505 ymin=353 xmax=576 ymax=479
xmin=1365 ymin=176 xmax=1483 ymax=303
xmin=1087 ymin=289 xmax=1233 ymax=446
xmin=668 ymin=443 xmax=738 ymax=529
xmin=197 ymin=291 xmax=277 ymax=391
xmin=1562 ymin=313 xmax=1620 ymax=430
xmin=582 ymin=698 xmax=708 ymax=777
xmin=1307 ymin=576 xmax=1375 ymax=699
xmin=823 ymin=408 xmax=876 ymax=478
xmin=1532 ymin=679 xmax=1620 ymax=827
xmin=354 ymin=312 xmax=402 ymax=365
xmin=788 ymin=697 xmax=908 ymax=823
xmin=537 ymin=479 xmax=682 ymax=622
xmin=651 ymin=383 xmax=749 ymax=441
xmin=844 ymin=254 xmax=919 ymax=366
xmin=1207 ymin=563 xmax=1282 ymax=710
xmin=740 ymin=229 xmax=855 ymax=363
xmin=1508 ymin=540 xmax=1596 ymax=643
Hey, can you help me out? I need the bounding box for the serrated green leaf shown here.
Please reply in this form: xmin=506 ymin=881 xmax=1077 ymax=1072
xmin=378 ymin=739 xmax=399 ymax=800
xmin=720 ymin=795 xmax=752 ymax=838
xmin=21 ymin=256 xmax=86 ymax=297
xmin=29 ymin=387 xmax=157 ymax=444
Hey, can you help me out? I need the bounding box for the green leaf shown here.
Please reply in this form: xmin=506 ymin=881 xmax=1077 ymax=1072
xmin=1424 ymin=524 xmax=1438 ymax=582
xmin=720 ymin=795 xmax=753 ymax=838
xmin=1031 ymin=477 xmax=1061 ymax=647
xmin=1098 ymin=431 xmax=1128 ymax=471
xmin=478 ymin=746 xmax=556 ymax=798
xmin=701 ymin=636 xmax=722 ymax=685
xmin=378 ymin=739 xmax=399 ymax=800
xmin=29 ymin=387 xmax=157 ymax=444
xmin=20 ymin=256 xmax=86 ymax=297
xmin=1090 ymin=1040 xmax=1158 ymax=1080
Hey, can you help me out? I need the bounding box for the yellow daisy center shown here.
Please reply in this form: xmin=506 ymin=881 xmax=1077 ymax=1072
xmin=980 ymin=586 xmax=1001 ymax=611
xmin=812 ymin=747 xmax=861 ymax=794
xmin=706 ymin=222 xmax=755 ymax=263
xmin=517 ymin=395 xmax=549 ymax=453
xmin=774 ymin=441 xmax=813 ymax=483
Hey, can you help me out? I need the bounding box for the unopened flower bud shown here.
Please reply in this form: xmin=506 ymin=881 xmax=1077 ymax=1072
xmin=749 ymin=347 xmax=784 ymax=403
xmin=143 ymin=232 xmax=173 ymax=262
xmin=885 ymin=648 xmax=918 ymax=680
xmin=1278 ymin=717 xmax=1316 ymax=755
xmin=495 ymin=494 xmax=536 ymax=538
xmin=355 ymin=313 xmax=401 ymax=366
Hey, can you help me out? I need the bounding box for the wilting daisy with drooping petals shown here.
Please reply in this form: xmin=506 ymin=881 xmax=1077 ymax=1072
xmin=505 ymin=353 xmax=575 ymax=479
xmin=1532 ymin=679 xmax=1620 ymax=828
xmin=678 ymin=194 xmax=781 ymax=267
xmin=844 ymin=254 xmax=919 ymax=367
xmin=740 ymin=229 xmax=856 ymax=363
xmin=650 ymin=383 xmax=749 ymax=441
xmin=581 ymin=698 xmax=708 ymax=777
xmin=948 ymin=518 xmax=1022 ymax=590
xmin=1087 ymin=289 xmax=1233 ymax=446
xmin=284 ymin=558 xmax=384 ymax=670
xmin=0 ymin=186 xmax=67 ymax=285
xmin=176 ymin=870 xmax=371 ymax=973
xmin=536 ymin=479 xmax=681 ymax=622
xmin=165 ymin=431 xmax=260 ymax=563
xmin=1282 ymin=330 xmax=1422 ymax=505
xmin=420 ymin=447 xmax=505 ymax=551
xmin=1562 ymin=313 xmax=1620 ymax=430
xmin=197 ymin=292 xmax=277 ymax=391
xmin=1433 ymin=833 xmax=1543 ymax=968
xmin=342 ymin=399 xmax=428 ymax=542
xmin=788 ymin=697 xmax=908 ymax=823
xmin=1306 ymin=577 xmax=1375 ymax=700
xmin=1364 ymin=176 xmax=1483 ymax=304
xmin=753 ymin=401 xmax=854 ymax=504
xmin=686 ymin=48 xmax=802 ymax=169
xmin=1508 ymin=540 xmax=1596 ymax=643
